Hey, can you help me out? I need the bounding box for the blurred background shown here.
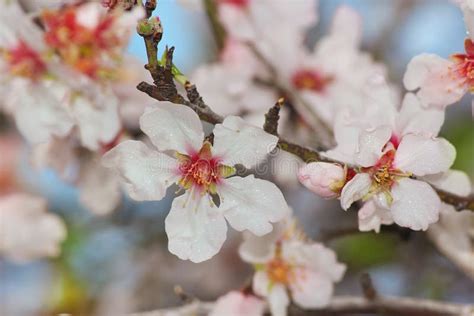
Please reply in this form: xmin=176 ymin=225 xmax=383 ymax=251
xmin=1 ymin=0 xmax=473 ymax=315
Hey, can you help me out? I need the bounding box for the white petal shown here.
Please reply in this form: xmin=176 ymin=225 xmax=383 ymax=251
xmin=282 ymin=241 xmax=346 ymax=282
xmin=238 ymin=223 xmax=285 ymax=264
xmin=355 ymin=125 xmax=392 ymax=167
xmin=0 ymin=194 xmax=66 ymax=262
xmin=423 ymin=170 xmax=472 ymax=197
xmin=11 ymin=82 xmax=73 ymax=144
xmin=102 ymin=140 xmax=179 ymax=201
xmin=340 ymin=173 xmax=372 ymax=210
xmin=268 ymin=284 xmax=290 ymax=316
xmin=78 ymin=158 xmax=122 ymax=215
xmin=396 ymin=93 xmax=445 ymax=137
xmin=461 ymin=1 xmax=474 ymax=41
xmin=394 ymin=135 xmax=456 ymax=176
xmin=252 ymin=270 xmax=272 ymax=298
xmin=291 ymin=271 xmax=333 ymax=309
xmin=139 ymin=102 xmax=204 ymax=154
xmin=76 ymin=2 xmax=103 ymax=29
xmin=219 ymin=175 xmax=288 ymax=236
xmin=165 ymin=192 xmax=227 ymax=263
xmin=391 ymin=178 xmax=441 ymax=231
xmin=403 ymin=54 xmax=467 ymax=109
xmin=358 ymin=200 xmax=394 ymax=233
xmin=72 ymin=94 xmax=121 ymax=151
xmin=213 ymin=116 xmax=278 ymax=168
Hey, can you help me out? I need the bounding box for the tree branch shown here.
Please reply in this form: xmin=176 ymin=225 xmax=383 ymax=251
xmin=130 ymin=295 xmax=474 ymax=316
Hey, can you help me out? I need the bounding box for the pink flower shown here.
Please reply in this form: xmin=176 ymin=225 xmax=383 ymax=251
xmin=239 ymin=216 xmax=346 ymax=316
xmin=298 ymin=162 xmax=346 ymax=198
xmin=404 ymin=39 xmax=473 ymax=109
xmin=210 ymin=291 xmax=265 ymax=316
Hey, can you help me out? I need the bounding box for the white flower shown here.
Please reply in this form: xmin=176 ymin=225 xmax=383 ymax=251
xmin=455 ymin=0 xmax=474 ymax=41
xmin=298 ymin=162 xmax=346 ymax=198
xmin=218 ymin=0 xmax=317 ymax=44
xmin=329 ymin=93 xmax=454 ymax=231
xmin=239 ymin=217 xmax=346 ymax=316
xmin=103 ymin=102 xmax=288 ymax=262
xmin=210 ymin=291 xmax=265 ymax=316
xmin=0 ymin=193 xmax=66 ymax=263
xmin=403 ymin=39 xmax=473 ymax=109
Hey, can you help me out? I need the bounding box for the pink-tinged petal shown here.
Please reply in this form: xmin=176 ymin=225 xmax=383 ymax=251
xmin=396 ymin=93 xmax=445 ymax=137
xmin=358 ymin=200 xmax=393 ymax=233
xmin=219 ymin=175 xmax=288 ymax=236
xmin=394 ymin=135 xmax=455 ymax=176
xmin=391 ymin=178 xmax=441 ymax=231
xmin=139 ymin=102 xmax=204 ymax=154
xmin=298 ymin=162 xmax=345 ymax=198
xmin=0 ymin=194 xmax=66 ymax=263
xmin=76 ymin=2 xmax=104 ymax=29
xmin=291 ymin=270 xmax=334 ymax=309
xmin=460 ymin=0 xmax=474 ymax=41
xmin=340 ymin=173 xmax=372 ymax=210
xmin=210 ymin=292 xmax=265 ymax=316
xmin=423 ymin=170 xmax=472 ymax=197
xmin=282 ymin=241 xmax=346 ymax=282
xmin=355 ymin=125 xmax=392 ymax=167
xmin=219 ymin=5 xmax=255 ymax=41
xmin=213 ymin=116 xmax=278 ymax=168
xmin=72 ymin=95 xmax=121 ymax=151
xmin=102 ymin=140 xmax=179 ymax=201
xmin=165 ymin=192 xmax=227 ymax=263
xmin=268 ymin=284 xmax=290 ymax=316
xmin=78 ymin=158 xmax=121 ymax=216
xmin=403 ymin=54 xmax=467 ymax=109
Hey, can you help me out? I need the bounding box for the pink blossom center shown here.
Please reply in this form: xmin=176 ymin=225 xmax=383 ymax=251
xmin=266 ymin=256 xmax=294 ymax=285
xmin=177 ymin=142 xmax=231 ymax=194
xmin=219 ymin=0 xmax=249 ymax=8
xmin=4 ymin=41 xmax=46 ymax=80
xmin=42 ymin=6 xmax=121 ymax=79
xmin=291 ymin=69 xmax=333 ymax=92
xmin=364 ymin=149 xmax=398 ymax=190
xmin=450 ymin=39 xmax=474 ymax=91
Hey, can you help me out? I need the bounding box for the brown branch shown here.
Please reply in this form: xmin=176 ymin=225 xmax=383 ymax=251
xmin=131 ymin=295 xmax=474 ymax=316
xmin=360 ymin=273 xmax=378 ymax=301
xmin=134 ymin=1 xmax=474 ymax=213
xmin=203 ymin=0 xmax=226 ymax=51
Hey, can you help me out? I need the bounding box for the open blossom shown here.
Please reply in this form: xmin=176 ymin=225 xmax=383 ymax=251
xmin=240 ymin=216 xmax=346 ymax=316
xmin=255 ymin=6 xmax=391 ymax=126
xmin=210 ymin=291 xmax=265 ymax=316
xmin=0 ymin=193 xmax=66 ymax=263
xmin=298 ymin=162 xmax=347 ymax=198
xmin=323 ymin=92 xmax=455 ymax=231
xmin=103 ymin=102 xmax=288 ymax=262
xmin=404 ymin=39 xmax=473 ymax=109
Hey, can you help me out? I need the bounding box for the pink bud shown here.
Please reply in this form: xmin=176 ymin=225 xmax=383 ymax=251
xmin=298 ymin=162 xmax=345 ymax=198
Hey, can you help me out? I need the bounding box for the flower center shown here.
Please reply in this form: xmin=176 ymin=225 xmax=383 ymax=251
xmin=42 ymin=6 xmax=121 ymax=80
xmin=2 ymin=41 xmax=47 ymax=80
xmin=219 ymin=0 xmax=249 ymax=8
xmin=292 ymin=69 xmax=333 ymax=92
xmin=266 ymin=256 xmax=293 ymax=285
xmin=450 ymin=39 xmax=474 ymax=91
xmin=177 ymin=142 xmax=234 ymax=194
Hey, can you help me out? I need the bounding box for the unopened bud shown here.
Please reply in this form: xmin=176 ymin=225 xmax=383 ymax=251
xmin=298 ymin=162 xmax=345 ymax=198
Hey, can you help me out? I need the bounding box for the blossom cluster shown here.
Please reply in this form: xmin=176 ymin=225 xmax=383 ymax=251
xmin=0 ymin=0 xmax=472 ymax=315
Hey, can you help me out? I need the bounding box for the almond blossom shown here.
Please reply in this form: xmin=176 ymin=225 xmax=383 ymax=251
xmin=404 ymin=39 xmax=473 ymax=109
xmin=297 ymin=162 xmax=347 ymax=199
xmin=318 ymin=91 xmax=455 ymax=231
xmin=0 ymin=193 xmax=66 ymax=263
xmin=210 ymin=291 xmax=265 ymax=316
xmin=239 ymin=217 xmax=346 ymax=316
xmin=102 ymin=101 xmax=288 ymax=262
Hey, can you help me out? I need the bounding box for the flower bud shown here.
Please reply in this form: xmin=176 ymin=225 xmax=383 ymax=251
xmin=298 ymin=162 xmax=345 ymax=198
